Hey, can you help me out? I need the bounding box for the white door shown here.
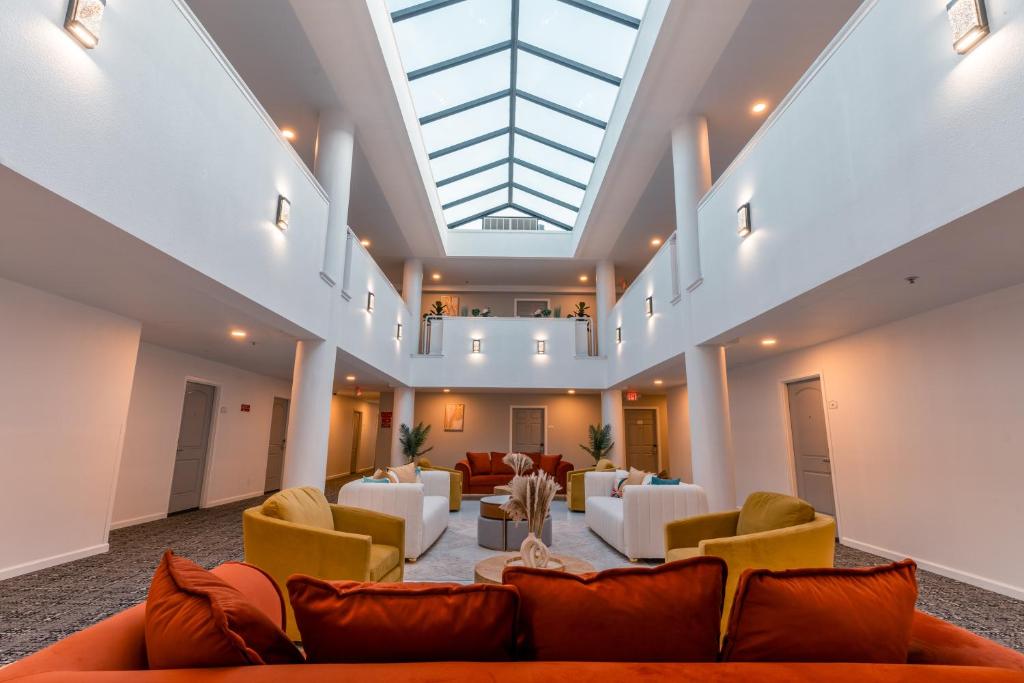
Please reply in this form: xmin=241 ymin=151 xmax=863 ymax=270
xmin=511 ymin=408 xmax=545 ymax=453
xmin=264 ymin=397 xmax=288 ymax=492
xmin=787 ymin=378 xmax=836 ymax=517
xmin=625 ymin=408 xmax=658 ymax=472
xmin=169 ymin=382 xmax=215 ymax=513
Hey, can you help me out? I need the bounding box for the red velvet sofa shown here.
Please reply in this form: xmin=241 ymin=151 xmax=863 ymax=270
xmin=454 ymin=451 xmax=574 ymax=494
xmin=2 ymin=562 xmax=1022 ymax=682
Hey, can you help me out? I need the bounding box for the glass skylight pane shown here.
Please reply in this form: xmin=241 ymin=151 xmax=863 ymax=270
xmin=512 ymin=188 xmax=578 ymax=228
xmin=437 ymin=164 xmax=509 ymax=206
xmin=519 ymin=0 xmax=638 ymax=78
xmin=392 ymin=0 xmax=511 ymax=73
xmin=512 ymin=163 xmax=585 ymax=207
xmin=494 ymin=207 xmax=531 ymax=217
xmin=429 ymin=134 xmax=509 ymax=181
xmin=591 ymin=0 xmax=648 ymax=20
xmin=514 ymin=98 xmax=604 ymax=157
xmin=421 ymin=97 xmax=509 ymax=153
xmin=513 ymin=134 xmax=593 ymax=184
xmin=515 ymin=51 xmax=618 ymax=122
xmin=409 ymin=50 xmax=511 ymax=117
xmin=444 ymin=188 xmax=508 ymax=224
xmin=387 ymin=0 xmax=427 ymax=12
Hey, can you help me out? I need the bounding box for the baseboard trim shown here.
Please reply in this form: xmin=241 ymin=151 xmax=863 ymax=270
xmin=0 ymin=543 xmax=109 ymax=581
xmin=110 ymin=512 xmax=166 ymax=530
xmin=841 ymin=537 xmax=1024 ymax=601
xmin=204 ymin=491 xmax=264 ymax=507
xmin=326 ymin=468 xmax=374 ymax=482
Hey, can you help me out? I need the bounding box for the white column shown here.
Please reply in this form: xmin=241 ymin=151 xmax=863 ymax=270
xmin=671 ymin=116 xmax=712 ymax=292
xmin=595 ymin=260 xmax=616 ymax=355
xmin=684 ymin=345 xmax=736 ymax=511
xmin=314 ymin=109 xmax=355 ymax=287
xmin=402 ymin=259 xmax=423 ymax=352
xmin=282 ymin=339 xmax=336 ymax=489
xmin=389 ymin=387 xmax=416 ymax=466
xmin=601 ymin=389 xmax=626 ymax=469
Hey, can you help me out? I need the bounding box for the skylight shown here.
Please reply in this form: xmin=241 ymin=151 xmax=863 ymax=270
xmin=389 ymin=0 xmax=647 ymax=231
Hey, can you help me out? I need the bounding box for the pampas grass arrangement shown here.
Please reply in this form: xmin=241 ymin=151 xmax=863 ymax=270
xmin=501 ymin=470 xmax=560 ymax=568
xmin=503 ymin=452 xmax=534 ymax=477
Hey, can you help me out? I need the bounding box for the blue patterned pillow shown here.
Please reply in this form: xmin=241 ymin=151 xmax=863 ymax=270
xmin=651 ymin=477 xmax=681 ymax=485
xmin=611 ymin=477 xmax=628 ymax=498
xmin=361 ymin=477 xmax=390 ymax=483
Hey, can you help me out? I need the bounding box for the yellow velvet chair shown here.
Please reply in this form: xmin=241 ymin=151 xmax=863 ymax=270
xmin=566 ymin=458 xmax=616 ymax=512
xmin=243 ymin=486 xmax=405 ymax=639
xmin=417 ymin=458 xmax=463 ymax=511
xmin=664 ymin=491 xmax=835 ymax=627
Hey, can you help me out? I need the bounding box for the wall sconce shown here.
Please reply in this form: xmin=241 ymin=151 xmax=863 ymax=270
xmin=65 ymin=0 xmax=106 ymax=48
xmin=472 ymin=339 xmax=481 ymax=353
xmin=737 ymin=203 xmax=751 ymax=237
xmin=396 ymin=323 xmax=403 ymax=340
xmin=366 ymin=292 xmax=375 ymax=312
xmin=276 ymin=195 xmax=291 ymax=231
xmin=536 ymin=340 xmax=547 ymax=355
xmin=645 ymin=296 xmax=654 ymax=317
xmin=616 ymin=327 xmax=622 ymax=344
xmin=947 ymin=0 xmax=989 ymax=54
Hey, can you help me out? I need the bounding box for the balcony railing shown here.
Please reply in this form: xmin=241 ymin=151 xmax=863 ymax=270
xmin=418 ymin=316 xmax=595 ymax=357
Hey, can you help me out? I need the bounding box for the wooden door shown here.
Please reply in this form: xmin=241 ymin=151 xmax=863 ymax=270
xmin=169 ymin=382 xmax=215 ymax=513
xmin=625 ymin=408 xmax=658 ymax=472
xmin=511 ymin=408 xmax=545 ymax=453
xmin=787 ymin=378 xmax=836 ymax=517
xmin=264 ymin=397 xmax=288 ymax=493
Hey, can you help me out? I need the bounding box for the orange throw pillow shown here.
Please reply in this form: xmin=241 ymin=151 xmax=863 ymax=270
xmin=145 ymin=551 xmax=303 ymax=668
xmin=288 ymin=577 xmax=519 ymax=662
xmin=503 ymin=557 xmax=726 ymax=662
xmin=722 ymin=560 xmax=918 ymax=663
xmin=539 ymin=454 xmax=562 ymax=478
xmin=467 ymin=451 xmax=490 ymax=474
xmin=491 ymin=452 xmax=514 ymax=475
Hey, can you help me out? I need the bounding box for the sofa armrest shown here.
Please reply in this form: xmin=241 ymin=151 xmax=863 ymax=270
xmin=566 ymin=467 xmax=595 ymax=511
xmin=330 ymin=503 xmax=406 ymax=563
xmin=909 ymin=610 xmax=1024 ymax=671
xmin=245 ymin=508 xmax=377 ymax=580
xmin=454 ymin=461 xmax=472 ymax=494
xmin=554 ymin=461 xmax=574 ymax=491
xmin=422 ymin=465 xmax=462 ymax=510
xmin=665 ymin=510 xmax=741 ymax=551
xmin=420 ymin=469 xmax=451 ymax=500
xmin=621 ymin=484 xmax=709 ymax=558
xmin=584 ymin=470 xmax=620 ymax=499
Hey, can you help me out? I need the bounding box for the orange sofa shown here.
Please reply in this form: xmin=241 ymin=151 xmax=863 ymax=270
xmin=454 ymin=452 xmax=574 ymax=494
xmin=2 ymin=562 xmax=1023 ymax=682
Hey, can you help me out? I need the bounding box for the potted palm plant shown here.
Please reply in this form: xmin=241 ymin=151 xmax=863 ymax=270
xmin=398 ymin=422 xmax=433 ymax=463
xmin=579 ymin=424 xmax=614 ymax=464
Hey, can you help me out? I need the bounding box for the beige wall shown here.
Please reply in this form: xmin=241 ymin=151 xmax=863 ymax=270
xmin=666 ymin=386 xmax=692 ymax=482
xmin=327 ymin=395 xmax=379 ymax=478
xmin=413 ymin=392 xmax=602 ymax=470
xmin=420 ymin=290 xmax=596 ymax=319
xmin=727 ymin=282 xmax=1024 ymax=598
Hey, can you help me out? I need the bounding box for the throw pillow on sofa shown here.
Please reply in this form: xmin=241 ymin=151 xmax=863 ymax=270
xmin=145 ymin=551 xmax=303 ymax=669
xmin=503 ymin=557 xmax=727 ymax=662
xmin=539 ymin=454 xmax=562 ymax=478
xmin=722 ymin=559 xmax=918 ymax=663
xmin=287 ymin=577 xmax=519 ymax=662
xmin=467 ymin=451 xmax=491 ymax=474
xmin=490 ymin=452 xmax=514 ymax=475
xmin=388 ymin=462 xmax=419 ymax=483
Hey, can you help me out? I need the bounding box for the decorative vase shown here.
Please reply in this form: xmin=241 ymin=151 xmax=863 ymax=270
xmin=519 ymin=531 xmax=551 ymax=569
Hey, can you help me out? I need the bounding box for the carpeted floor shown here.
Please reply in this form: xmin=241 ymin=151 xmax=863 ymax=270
xmin=2 ymin=493 xmax=1022 ymax=664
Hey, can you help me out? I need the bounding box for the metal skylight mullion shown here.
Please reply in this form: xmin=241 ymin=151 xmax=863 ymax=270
xmin=448 ymin=203 xmax=512 ymax=229
xmin=419 ymin=89 xmax=511 ymax=125
xmin=517 ymin=41 xmax=621 ymax=86
xmin=441 ymin=182 xmax=511 ymax=210
xmin=511 ymin=183 xmax=579 ymax=212
xmin=554 ymin=0 xmax=641 ymax=28
xmin=512 ymin=157 xmax=587 ymax=190
xmin=436 ymin=158 xmax=510 ymax=187
xmin=514 ymin=90 xmax=606 ymax=129
xmin=509 ymin=202 xmax=573 ymax=231
xmin=391 ymin=0 xmax=470 ymax=22
xmin=514 ymin=128 xmax=596 ymax=162
xmin=429 ymin=127 xmax=511 ymax=159
xmin=407 ymin=40 xmax=512 ymax=81
xmin=507 ymin=0 xmax=520 ymax=205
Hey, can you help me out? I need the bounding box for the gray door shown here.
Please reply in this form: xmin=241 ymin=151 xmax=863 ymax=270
xmin=511 ymin=408 xmax=545 ymax=453
xmin=349 ymin=410 xmax=363 ymax=474
xmin=264 ymin=397 xmax=289 ymax=493
xmin=787 ymin=378 xmax=836 ymax=518
xmin=625 ymin=408 xmax=658 ymax=472
xmin=169 ymin=382 xmax=215 ymax=513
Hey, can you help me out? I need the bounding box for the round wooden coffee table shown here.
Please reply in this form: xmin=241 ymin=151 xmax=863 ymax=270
xmin=474 ymin=553 xmax=596 ymax=585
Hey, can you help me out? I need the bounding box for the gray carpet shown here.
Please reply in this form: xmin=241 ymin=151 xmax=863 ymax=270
xmin=1 ymin=495 xmax=1021 ymax=664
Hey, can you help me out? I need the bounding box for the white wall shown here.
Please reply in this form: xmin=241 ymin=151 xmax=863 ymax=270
xmin=111 ymin=343 xmax=290 ymax=528
xmin=326 ymin=394 xmax=379 ymax=478
xmin=0 ymin=278 xmax=141 ymax=579
xmin=728 ymin=282 xmax=1024 ymax=598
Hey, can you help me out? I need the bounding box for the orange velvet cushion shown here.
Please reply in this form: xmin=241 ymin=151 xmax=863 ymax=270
xmin=288 ymin=577 xmax=519 ymax=663
xmin=503 ymin=557 xmax=727 ymax=662
xmin=467 ymin=451 xmax=491 ymax=475
xmin=526 ymin=453 xmax=542 ymax=470
xmin=145 ymin=551 xmax=303 ymax=668
xmin=722 ymin=560 xmax=918 ymax=663
xmin=491 ymin=452 xmax=514 ymax=475
xmin=908 ymin=610 xmax=1024 ymax=671
xmin=539 ymin=454 xmax=562 ymax=477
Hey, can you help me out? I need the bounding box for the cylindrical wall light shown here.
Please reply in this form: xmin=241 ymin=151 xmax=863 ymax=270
xmin=396 ymin=323 xmax=402 ymax=340
xmin=616 ymin=327 xmax=622 ymax=344
xmin=366 ymin=292 xmax=375 ymax=312
xmin=645 ymin=296 xmax=654 ymax=317
xmin=472 ymin=339 xmax=481 ymax=353
xmin=737 ymin=203 xmax=751 ymax=237
xmin=536 ymin=339 xmax=547 ymax=355
xmin=65 ymin=0 xmax=106 ymax=48
xmin=276 ymin=195 xmax=291 ymax=231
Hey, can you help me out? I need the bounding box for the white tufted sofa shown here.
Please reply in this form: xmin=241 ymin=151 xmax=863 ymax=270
xmin=584 ymin=470 xmax=708 ymax=560
xmin=337 ymin=470 xmax=450 ymax=561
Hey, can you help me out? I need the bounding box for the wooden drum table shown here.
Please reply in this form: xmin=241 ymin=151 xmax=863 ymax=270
xmin=477 ymin=495 xmax=552 ymax=551
xmin=474 ymin=553 xmax=595 ymax=585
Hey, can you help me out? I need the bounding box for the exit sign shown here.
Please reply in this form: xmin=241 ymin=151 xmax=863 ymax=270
xmin=240 ymin=404 xmax=251 ymax=412
xmin=625 ymin=391 xmax=641 ymax=402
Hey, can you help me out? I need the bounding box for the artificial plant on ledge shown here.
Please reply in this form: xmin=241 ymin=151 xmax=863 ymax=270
xmin=398 ymin=422 xmax=433 ymax=463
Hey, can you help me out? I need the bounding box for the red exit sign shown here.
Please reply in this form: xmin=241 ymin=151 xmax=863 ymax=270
xmin=240 ymin=404 xmax=251 ymax=412
xmin=624 ymin=391 xmax=641 ymax=402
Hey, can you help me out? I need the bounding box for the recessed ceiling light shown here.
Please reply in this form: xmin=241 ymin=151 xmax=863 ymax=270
xmin=751 ymin=101 xmax=768 ymax=114
xmin=432 ymin=273 xmax=442 ymax=281
xmin=443 ymin=388 xmax=451 ymax=393
xmin=567 ymin=389 xmax=576 ymax=395
xmin=579 ymin=274 xmax=589 ymax=282
xmin=360 ymin=238 xmax=371 ymax=247
xmin=761 ymin=338 xmax=778 ymax=347
xmin=345 ymin=375 xmax=356 ymax=381
xmin=230 ymin=329 xmax=247 ymax=339
xmin=653 ymin=379 xmax=663 ymax=385
xmin=651 ymin=237 xmax=662 ymax=246
xmin=280 ymin=128 xmax=296 ymax=141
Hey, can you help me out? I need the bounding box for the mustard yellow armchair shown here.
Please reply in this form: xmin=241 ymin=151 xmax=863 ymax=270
xmin=566 ymin=458 xmax=616 ymax=512
xmin=664 ymin=492 xmax=835 ymax=628
xmin=417 ymin=460 xmax=463 ymax=511
xmin=243 ymin=487 xmax=405 ymax=639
